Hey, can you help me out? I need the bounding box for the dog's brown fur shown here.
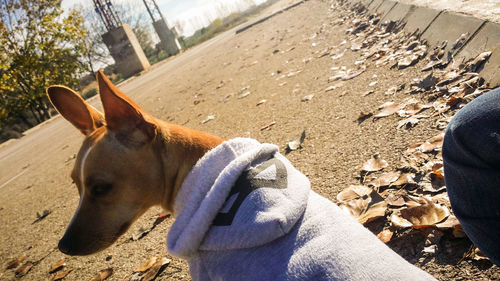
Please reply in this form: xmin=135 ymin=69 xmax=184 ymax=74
xmin=47 ymin=70 xmax=223 ymax=255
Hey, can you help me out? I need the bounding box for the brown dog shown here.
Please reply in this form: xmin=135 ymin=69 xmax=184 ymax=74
xmin=48 ymin=70 xmax=223 ymax=255
xmin=48 ymin=70 xmax=439 ymax=281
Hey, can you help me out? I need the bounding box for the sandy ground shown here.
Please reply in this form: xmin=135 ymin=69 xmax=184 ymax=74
xmin=1 ymin=0 xmax=499 ymax=280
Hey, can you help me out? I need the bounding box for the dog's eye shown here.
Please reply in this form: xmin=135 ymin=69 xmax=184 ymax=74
xmin=91 ymin=183 xmax=112 ymax=197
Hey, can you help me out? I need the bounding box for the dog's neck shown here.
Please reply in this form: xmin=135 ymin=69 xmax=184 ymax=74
xmin=156 ymin=121 xmax=224 ymax=212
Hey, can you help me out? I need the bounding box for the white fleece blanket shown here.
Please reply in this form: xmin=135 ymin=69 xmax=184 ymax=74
xmin=167 ymin=138 xmax=437 ymax=281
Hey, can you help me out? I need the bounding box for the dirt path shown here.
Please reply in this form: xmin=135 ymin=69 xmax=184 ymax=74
xmin=1 ymin=0 xmax=499 ymax=280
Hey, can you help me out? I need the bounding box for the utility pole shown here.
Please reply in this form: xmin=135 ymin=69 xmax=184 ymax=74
xmin=92 ymin=0 xmax=121 ymax=31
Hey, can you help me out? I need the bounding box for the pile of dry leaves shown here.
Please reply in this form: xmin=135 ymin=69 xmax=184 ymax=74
xmin=330 ymin=1 xmax=494 ymax=262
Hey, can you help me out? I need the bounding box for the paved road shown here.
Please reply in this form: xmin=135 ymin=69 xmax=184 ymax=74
xmin=0 ymin=20 xmax=234 ymax=187
xmin=0 ymin=0 xmax=299 ymax=187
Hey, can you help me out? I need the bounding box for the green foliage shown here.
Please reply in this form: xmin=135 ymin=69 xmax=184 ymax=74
xmin=147 ymin=50 xmax=169 ymax=65
xmin=180 ymin=16 xmax=234 ymax=49
xmin=0 ymin=0 xmax=88 ymax=129
xmin=178 ymin=0 xmax=279 ymax=50
xmin=82 ymin=88 xmax=97 ymax=100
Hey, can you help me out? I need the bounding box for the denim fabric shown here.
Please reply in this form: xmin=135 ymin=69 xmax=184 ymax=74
xmin=443 ymin=87 xmax=500 ymax=265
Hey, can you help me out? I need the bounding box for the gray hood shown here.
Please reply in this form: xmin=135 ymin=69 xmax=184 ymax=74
xmin=167 ymin=138 xmax=309 ymax=258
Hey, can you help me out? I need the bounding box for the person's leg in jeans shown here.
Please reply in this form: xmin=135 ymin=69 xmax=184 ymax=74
xmin=443 ymin=87 xmax=500 ymax=266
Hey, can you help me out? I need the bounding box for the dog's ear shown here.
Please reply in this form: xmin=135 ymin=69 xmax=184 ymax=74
xmin=47 ymin=86 xmax=105 ymax=135
xmin=96 ymin=70 xmax=157 ymax=144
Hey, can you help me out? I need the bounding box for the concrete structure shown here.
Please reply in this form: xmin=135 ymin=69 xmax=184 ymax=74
xmin=153 ymin=20 xmax=181 ymax=56
xmin=454 ymin=22 xmax=500 ymax=64
xmin=143 ymin=0 xmax=181 ymax=56
xmin=375 ymin=0 xmax=397 ymax=18
xmin=367 ymin=0 xmax=383 ymax=13
xmin=480 ymin=45 xmax=500 ymax=88
xmin=352 ymin=0 xmax=500 ymax=87
xmin=102 ymin=24 xmax=150 ymax=78
xmin=352 ymin=0 xmax=372 ymax=8
xmin=403 ymin=6 xmax=440 ymax=35
xmin=421 ymin=12 xmax=485 ymax=56
xmin=380 ymin=2 xmax=414 ymax=23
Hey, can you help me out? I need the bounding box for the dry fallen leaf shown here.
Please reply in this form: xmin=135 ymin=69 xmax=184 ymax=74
xmin=338 ymin=186 xmax=387 ymax=224
xmin=361 ymin=90 xmax=374 ymax=97
xmin=201 ymin=115 xmax=215 ymax=124
xmin=350 ymin=40 xmax=362 ymax=51
xmin=329 ymin=71 xmax=346 ymax=82
xmin=325 ymin=82 xmax=344 ymax=92
xmin=286 ymin=130 xmax=306 ymax=153
xmin=238 ymin=91 xmax=250 ymax=99
xmin=465 ymin=247 xmax=490 ymax=261
xmin=421 ymin=59 xmax=444 ymax=71
xmin=398 ymin=54 xmax=419 ymax=69
xmin=398 ymin=102 xmax=428 ymax=117
xmin=428 ymin=169 xmax=446 ymax=192
xmin=256 ymin=99 xmax=267 ymax=106
xmin=132 ymin=226 xmax=151 ymax=241
xmin=91 ymin=268 xmax=113 ymax=281
xmin=357 ymin=112 xmax=372 ymax=124
xmin=397 ymin=117 xmax=420 ymax=130
xmin=5 ymin=256 xmax=25 ymax=270
xmin=436 ymin=215 xmax=465 ymax=237
xmin=366 ymin=171 xmax=400 ymax=188
xmin=287 ymin=141 xmax=301 ymax=151
xmin=453 ymin=225 xmax=466 ymax=238
xmin=51 ymin=269 xmax=72 ymax=281
xmin=419 ymin=133 xmax=444 ymax=153
xmin=342 ymin=66 xmax=366 ymax=80
xmin=260 ymin=121 xmax=276 ymax=131
xmin=301 ymin=94 xmax=314 ymax=102
xmin=134 ymin=257 xmax=158 ymax=273
xmin=468 ymin=51 xmax=491 ymax=72
xmin=415 ymin=73 xmax=438 ymax=91
xmin=390 ymin=173 xmax=416 ymax=187
xmin=377 ymin=229 xmax=394 ymax=243
xmin=15 ymin=261 xmax=33 ymax=278
xmin=422 ymin=160 xmax=443 ymax=173
xmin=405 ymin=142 xmax=422 ymax=155
xmin=331 ymin=50 xmax=345 ymax=60
xmin=404 ymin=194 xmax=424 ymax=208
xmin=399 ymin=197 xmax=449 ymax=228
xmin=141 ymin=257 xmax=171 ymax=281
xmin=33 ymin=209 xmax=51 ymax=224
xmin=49 ymin=259 xmax=66 ymax=273
xmin=432 ymin=99 xmax=451 ymax=114
xmin=155 ymin=213 xmax=170 ymax=223
xmin=362 ymin=154 xmax=388 ymax=172
xmin=374 ymin=102 xmax=402 ymax=118
xmin=337 ymin=185 xmax=372 ymax=202
xmin=385 ymin=193 xmax=406 ymax=207
xmin=384 ymin=86 xmax=398 ymax=96
xmin=390 ymin=213 xmax=413 ymax=228
xmin=216 ymin=81 xmax=224 ymax=89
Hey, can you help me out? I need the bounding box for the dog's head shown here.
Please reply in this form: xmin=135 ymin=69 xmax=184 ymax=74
xmin=47 ymin=71 xmax=165 ymax=255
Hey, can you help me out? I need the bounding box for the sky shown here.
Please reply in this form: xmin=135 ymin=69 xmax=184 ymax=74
xmin=62 ymin=0 xmax=267 ymax=37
